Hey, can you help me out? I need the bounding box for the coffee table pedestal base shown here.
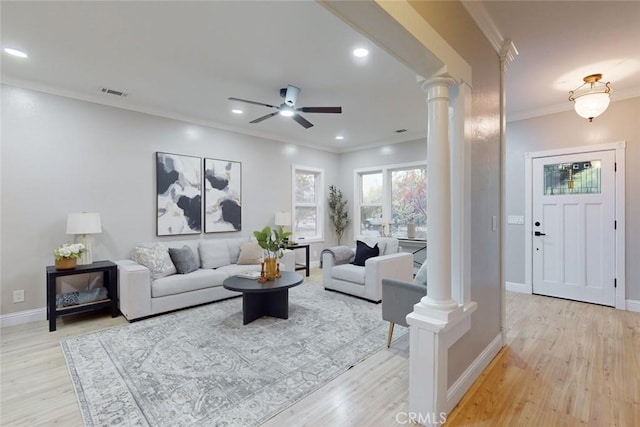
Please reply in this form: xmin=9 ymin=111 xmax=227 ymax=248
xmin=242 ymin=289 xmax=289 ymax=325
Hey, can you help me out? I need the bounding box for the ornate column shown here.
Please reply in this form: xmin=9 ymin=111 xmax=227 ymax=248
xmin=420 ymin=76 xmax=458 ymax=311
xmin=406 ymin=75 xmax=476 ymax=426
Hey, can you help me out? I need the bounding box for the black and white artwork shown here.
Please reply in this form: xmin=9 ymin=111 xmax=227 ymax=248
xmin=204 ymin=158 xmax=241 ymax=232
xmin=156 ymin=152 xmax=202 ymax=236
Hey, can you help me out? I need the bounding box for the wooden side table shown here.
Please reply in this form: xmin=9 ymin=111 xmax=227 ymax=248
xmin=287 ymin=244 xmax=310 ymax=277
xmin=46 ymin=260 xmax=119 ymax=332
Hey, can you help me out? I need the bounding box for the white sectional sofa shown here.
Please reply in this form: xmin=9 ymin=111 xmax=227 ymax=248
xmin=116 ymin=237 xmax=294 ymax=321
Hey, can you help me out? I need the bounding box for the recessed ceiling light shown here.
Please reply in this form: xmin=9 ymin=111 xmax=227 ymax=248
xmin=353 ymin=48 xmax=369 ymax=58
xmin=4 ymin=48 xmax=28 ymax=58
xmin=335 ymin=135 xmax=345 ymax=140
xmin=231 ymin=109 xmax=243 ymax=114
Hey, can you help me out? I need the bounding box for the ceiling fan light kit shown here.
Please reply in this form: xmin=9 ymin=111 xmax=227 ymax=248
xmin=229 ymin=85 xmax=342 ymax=129
xmin=568 ymin=73 xmax=611 ymax=122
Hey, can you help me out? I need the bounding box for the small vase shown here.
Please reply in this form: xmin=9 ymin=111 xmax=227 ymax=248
xmin=265 ymin=257 xmax=278 ymax=281
xmin=55 ymin=258 xmax=76 ymax=270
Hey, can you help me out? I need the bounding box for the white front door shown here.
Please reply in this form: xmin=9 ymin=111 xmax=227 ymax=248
xmin=532 ymin=150 xmax=616 ymax=306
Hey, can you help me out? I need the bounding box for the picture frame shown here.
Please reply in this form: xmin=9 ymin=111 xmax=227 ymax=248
xmin=204 ymin=158 xmax=242 ymax=232
xmin=156 ymin=152 xmax=202 ymax=236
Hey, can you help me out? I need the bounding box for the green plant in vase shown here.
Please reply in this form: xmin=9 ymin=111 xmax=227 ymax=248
xmin=253 ymin=225 xmax=292 ymax=279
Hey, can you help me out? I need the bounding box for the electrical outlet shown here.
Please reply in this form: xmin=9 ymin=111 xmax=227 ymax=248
xmin=13 ymin=290 xmax=25 ymax=303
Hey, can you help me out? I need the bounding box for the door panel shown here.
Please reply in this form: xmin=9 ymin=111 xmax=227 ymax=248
xmin=532 ymin=150 xmax=615 ymax=306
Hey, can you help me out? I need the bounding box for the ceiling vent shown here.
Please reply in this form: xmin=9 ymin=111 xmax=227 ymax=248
xmin=395 ymin=128 xmax=407 ymax=133
xmin=100 ymin=87 xmax=127 ymax=97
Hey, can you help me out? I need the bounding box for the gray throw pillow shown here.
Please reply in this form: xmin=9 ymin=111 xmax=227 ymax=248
xmin=168 ymin=245 xmax=199 ymax=274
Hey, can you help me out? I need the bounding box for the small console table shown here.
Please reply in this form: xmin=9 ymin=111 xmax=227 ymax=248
xmin=287 ymin=244 xmax=310 ymax=277
xmin=46 ymin=260 xmax=119 ymax=332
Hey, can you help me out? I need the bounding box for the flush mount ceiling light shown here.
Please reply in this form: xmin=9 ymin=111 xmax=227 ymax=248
xmin=568 ymin=74 xmax=611 ymax=122
xmin=3 ymin=47 xmax=28 ymax=58
xmin=353 ymin=48 xmax=369 ymax=58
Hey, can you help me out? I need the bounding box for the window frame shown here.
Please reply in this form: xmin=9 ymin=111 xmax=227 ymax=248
xmin=291 ymin=164 xmax=325 ymax=243
xmin=353 ymin=161 xmax=427 ymax=241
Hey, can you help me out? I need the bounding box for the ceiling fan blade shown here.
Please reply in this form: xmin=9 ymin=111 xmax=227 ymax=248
xmin=250 ymin=112 xmax=279 ymax=124
xmin=228 ymin=97 xmax=278 ymax=109
xmin=292 ymin=114 xmax=314 ymax=129
xmin=298 ymin=106 xmax=342 ymax=114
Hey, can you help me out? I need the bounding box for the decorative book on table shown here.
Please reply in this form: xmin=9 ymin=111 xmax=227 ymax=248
xmin=236 ymin=271 xmax=261 ymax=279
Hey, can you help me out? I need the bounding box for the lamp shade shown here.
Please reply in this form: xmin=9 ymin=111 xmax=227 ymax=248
xmin=66 ymin=213 xmax=102 ymax=234
xmin=274 ymin=212 xmax=291 ymax=227
xmin=573 ymin=92 xmax=610 ymax=121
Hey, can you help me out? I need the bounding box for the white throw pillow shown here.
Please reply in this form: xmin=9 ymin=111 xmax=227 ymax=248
xmin=236 ymin=242 xmax=264 ymax=265
xmin=133 ymin=243 xmax=176 ymax=279
xmin=200 ymin=239 xmax=231 ymax=269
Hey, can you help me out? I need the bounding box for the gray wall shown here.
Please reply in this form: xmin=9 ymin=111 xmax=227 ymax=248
xmin=0 ymin=85 xmax=339 ymax=314
xmin=505 ymin=96 xmax=640 ymax=300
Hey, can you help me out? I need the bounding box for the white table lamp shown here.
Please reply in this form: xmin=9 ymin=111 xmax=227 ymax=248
xmin=66 ymin=212 xmax=102 ymax=265
xmin=275 ymin=212 xmax=291 ymax=228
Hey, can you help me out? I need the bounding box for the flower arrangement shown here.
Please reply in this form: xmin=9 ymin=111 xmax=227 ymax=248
xmin=53 ymin=242 xmax=86 ymax=260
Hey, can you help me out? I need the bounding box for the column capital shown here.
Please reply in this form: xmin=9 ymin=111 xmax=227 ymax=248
xmin=420 ymin=75 xmax=456 ymax=101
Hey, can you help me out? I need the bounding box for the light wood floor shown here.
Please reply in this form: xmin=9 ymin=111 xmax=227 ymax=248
xmin=1 ymin=269 xmax=638 ymax=426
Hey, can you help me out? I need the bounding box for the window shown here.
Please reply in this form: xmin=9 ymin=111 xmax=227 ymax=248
xmin=293 ymin=165 xmax=324 ymax=241
xmin=355 ymin=163 xmax=426 ymax=240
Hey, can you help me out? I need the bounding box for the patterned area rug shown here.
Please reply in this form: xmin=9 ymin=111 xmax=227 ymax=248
xmin=61 ymin=282 xmax=404 ymax=426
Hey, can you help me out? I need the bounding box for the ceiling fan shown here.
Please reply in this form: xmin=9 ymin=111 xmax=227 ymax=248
xmin=228 ymin=85 xmax=342 ymax=129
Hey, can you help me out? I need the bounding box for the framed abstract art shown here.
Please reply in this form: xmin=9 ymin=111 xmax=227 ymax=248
xmin=204 ymin=158 xmax=242 ymax=232
xmin=156 ymin=152 xmax=202 ymax=236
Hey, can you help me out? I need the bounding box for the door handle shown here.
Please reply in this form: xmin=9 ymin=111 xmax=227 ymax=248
xmin=534 ymin=231 xmax=546 ymax=236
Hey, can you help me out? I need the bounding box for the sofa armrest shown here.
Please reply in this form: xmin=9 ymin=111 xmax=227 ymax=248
xmin=382 ymin=278 xmax=427 ymax=327
xmin=279 ymin=249 xmax=295 ymax=272
xmin=364 ymin=252 xmax=414 ymax=301
xmin=115 ymin=259 xmax=152 ymax=321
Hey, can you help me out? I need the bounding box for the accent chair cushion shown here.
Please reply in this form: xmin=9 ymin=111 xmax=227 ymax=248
xmin=133 ymin=243 xmax=176 ymax=280
xmin=413 ymin=262 xmax=428 ymax=287
xmin=199 ymin=239 xmax=231 ymax=269
xmin=168 ymin=245 xmax=200 ymax=274
xmin=237 ymin=242 xmax=264 ymax=265
xmin=352 ymin=240 xmax=379 ymax=266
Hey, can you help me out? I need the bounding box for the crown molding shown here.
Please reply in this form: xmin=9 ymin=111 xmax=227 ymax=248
xmin=462 ymin=1 xmax=518 ymax=68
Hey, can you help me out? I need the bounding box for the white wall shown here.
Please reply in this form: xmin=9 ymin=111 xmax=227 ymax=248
xmin=0 ymin=85 xmax=339 ymax=315
xmin=505 ymin=96 xmax=640 ymax=301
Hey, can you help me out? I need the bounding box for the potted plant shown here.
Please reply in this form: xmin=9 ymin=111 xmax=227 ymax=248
xmin=253 ymin=226 xmax=292 ymax=280
xmin=53 ymin=242 xmax=86 ymax=270
xmin=328 ymin=185 xmax=350 ymax=245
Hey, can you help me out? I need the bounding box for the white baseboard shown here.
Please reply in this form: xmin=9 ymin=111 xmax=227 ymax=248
xmin=0 ymin=307 xmax=46 ymax=328
xmin=446 ymin=332 xmax=503 ymax=413
xmin=505 ymin=281 xmax=530 ymax=294
xmin=626 ymin=299 xmax=640 ymax=313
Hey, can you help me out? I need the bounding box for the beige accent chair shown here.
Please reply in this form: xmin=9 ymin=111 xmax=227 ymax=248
xmin=322 ymin=237 xmax=413 ymax=303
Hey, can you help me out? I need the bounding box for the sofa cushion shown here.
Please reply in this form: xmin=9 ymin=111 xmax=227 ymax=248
xmin=226 ymin=237 xmax=250 ymax=264
xmin=133 ymin=243 xmax=176 ymax=280
xmin=331 ymin=263 xmax=366 ymax=285
xmin=199 ymin=239 xmax=231 ymax=269
xmin=352 ymin=240 xmax=379 ymax=266
xmin=168 ymin=246 xmax=199 ymax=274
xmin=237 ymin=242 xmax=263 ymax=265
xmin=151 ymin=269 xmax=229 ymax=298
